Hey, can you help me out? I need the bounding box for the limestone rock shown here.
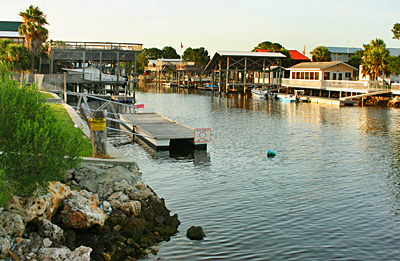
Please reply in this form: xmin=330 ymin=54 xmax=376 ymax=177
xmin=0 ymin=225 xmax=6 ymax=237
xmin=186 ymin=226 xmax=205 ymax=240
xmin=60 ymin=190 xmax=107 ymax=229
xmin=0 ymin=211 xmax=25 ymax=237
xmin=0 ymin=237 xmax=11 ymax=258
xmin=37 ymin=246 xmax=92 ymax=261
xmin=120 ymin=201 xmax=141 ymax=217
xmin=43 ymin=238 xmax=52 ymax=247
xmin=38 ymin=218 xmax=65 ymax=245
xmin=45 ymin=181 xmax=72 ymax=221
xmin=73 ymin=163 xmax=142 ymax=199
xmin=5 ymin=195 xmax=47 ymax=223
xmin=3 ymin=182 xmax=71 ymax=223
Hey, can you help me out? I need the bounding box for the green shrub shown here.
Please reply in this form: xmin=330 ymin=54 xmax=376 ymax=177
xmin=0 ymin=168 xmax=13 ymax=207
xmin=0 ymin=64 xmax=82 ymax=201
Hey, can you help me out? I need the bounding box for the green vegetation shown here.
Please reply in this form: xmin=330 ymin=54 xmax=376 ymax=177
xmin=346 ymin=49 xmax=364 ymax=69
xmin=0 ymin=39 xmax=32 ymax=72
xmin=392 ymin=23 xmax=400 ymax=40
xmin=18 ymin=5 xmax=49 ymax=57
xmin=39 ymin=91 xmax=55 ymax=99
xmin=46 ymin=103 xmax=92 ymax=157
xmin=251 ymin=41 xmax=293 ymax=67
xmin=0 ymin=64 xmax=83 ymax=205
xmin=361 ymin=38 xmax=389 ymax=81
xmin=312 ymin=46 xmax=332 ymax=62
xmin=182 ymin=47 xmax=210 ymax=65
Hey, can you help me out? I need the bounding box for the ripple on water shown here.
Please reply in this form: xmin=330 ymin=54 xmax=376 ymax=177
xmin=105 ymin=90 xmax=400 ymax=260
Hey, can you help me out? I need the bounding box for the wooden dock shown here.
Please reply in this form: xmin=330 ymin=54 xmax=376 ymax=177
xmin=339 ymin=90 xmax=392 ymax=101
xmin=120 ymin=113 xmax=206 ymax=150
xmin=307 ymin=96 xmax=358 ymax=106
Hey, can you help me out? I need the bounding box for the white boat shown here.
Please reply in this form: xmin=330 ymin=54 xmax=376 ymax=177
xmin=252 ymin=88 xmax=277 ymax=99
xmin=62 ymin=65 xmax=127 ymax=82
xmin=163 ymin=82 xmax=178 ymax=88
xmin=252 ymin=88 xmax=269 ymax=98
xmin=277 ymin=94 xmax=298 ymax=102
xmin=277 ymin=90 xmax=309 ymax=102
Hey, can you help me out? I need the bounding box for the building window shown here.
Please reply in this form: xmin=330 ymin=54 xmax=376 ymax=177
xmin=332 ymin=73 xmax=337 ymax=80
xmin=324 ymin=72 xmax=330 ymax=80
xmin=305 ymin=72 xmax=310 ymax=80
xmin=300 ymin=72 xmax=305 ymax=79
xmin=310 ymin=72 xmax=314 ymax=80
xmin=345 ymin=72 xmax=352 ymax=79
xmin=292 ymin=72 xmax=295 ymax=79
xmin=296 ymin=72 xmax=300 ymax=79
xmin=315 ymin=72 xmax=319 ymax=80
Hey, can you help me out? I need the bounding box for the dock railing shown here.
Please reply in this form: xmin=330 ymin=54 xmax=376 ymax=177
xmin=281 ymin=79 xmax=390 ymax=92
xmin=51 ymin=41 xmax=143 ymax=51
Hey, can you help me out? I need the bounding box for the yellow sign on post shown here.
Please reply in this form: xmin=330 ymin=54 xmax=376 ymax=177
xmin=90 ymin=118 xmax=106 ymax=131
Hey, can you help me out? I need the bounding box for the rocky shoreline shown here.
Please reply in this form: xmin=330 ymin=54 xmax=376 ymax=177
xmin=0 ymin=163 xmax=180 ymax=261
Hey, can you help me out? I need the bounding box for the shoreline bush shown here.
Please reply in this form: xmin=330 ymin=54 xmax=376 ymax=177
xmin=0 ymin=63 xmax=82 ymax=204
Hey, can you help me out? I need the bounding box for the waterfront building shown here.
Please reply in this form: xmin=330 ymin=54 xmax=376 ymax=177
xmin=0 ymin=21 xmax=24 ymax=44
xmin=313 ymin=46 xmax=400 ymax=63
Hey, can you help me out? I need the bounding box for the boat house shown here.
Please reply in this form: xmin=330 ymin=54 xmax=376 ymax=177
xmin=204 ymin=51 xmax=286 ymax=93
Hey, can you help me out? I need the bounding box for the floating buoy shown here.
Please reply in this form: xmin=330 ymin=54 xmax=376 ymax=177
xmin=267 ymin=149 xmax=276 ymax=157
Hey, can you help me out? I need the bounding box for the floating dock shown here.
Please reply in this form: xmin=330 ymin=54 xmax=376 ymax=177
xmin=120 ymin=113 xmax=206 ymax=150
xmin=308 ymin=96 xmax=357 ymax=106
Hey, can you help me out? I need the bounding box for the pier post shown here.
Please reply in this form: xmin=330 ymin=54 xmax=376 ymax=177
xmin=90 ymin=110 xmax=107 ymax=158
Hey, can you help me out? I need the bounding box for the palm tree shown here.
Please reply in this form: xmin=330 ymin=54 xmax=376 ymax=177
xmin=0 ymin=39 xmax=32 ymax=72
xmin=18 ymin=5 xmax=49 ymax=57
xmin=361 ymin=38 xmax=389 ymax=81
xmin=312 ymin=46 xmax=332 ymax=62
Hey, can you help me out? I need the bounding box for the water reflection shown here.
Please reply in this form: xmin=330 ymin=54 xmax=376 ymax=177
xmin=72 ymin=83 xmax=400 ymax=260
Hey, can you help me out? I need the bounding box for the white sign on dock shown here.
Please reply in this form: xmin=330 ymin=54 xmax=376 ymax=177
xmin=194 ymin=128 xmax=211 ymax=143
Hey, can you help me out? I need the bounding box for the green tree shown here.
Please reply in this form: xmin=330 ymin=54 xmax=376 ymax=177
xmin=392 ymin=22 xmax=400 ymax=40
xmin=182 ymin=47 xmax=210 ymax=65
xmin=312 ymin=46 xmax=332 ymax=62
xmin=252 ymin=41 xmax=283 ymax=52
xmin=18 ymin=5 xmax=49 ymax=56
xmin=388 ymin=54 xmax=400 ymax=75
xmin=252 ymin=41 xmax=292 ymax=67
xmin=162 ymin=46 xmax=180 ymax=59
xmin=361 ymin=38 xmax=390 ymax=81
xmin=136 ymin=47 xmax=163 ymax=74
xmin=0 ymin=64 xmax=82 ymax=201
xmin=0 ymin=40 xmax=32 ymax=72
xmin=346 ymin=50 xmax=364 ymax=69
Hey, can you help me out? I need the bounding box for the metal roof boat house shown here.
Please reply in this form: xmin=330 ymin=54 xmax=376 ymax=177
xmin=37 ymin=41 xmax=142 ymax=97
xmin=204 ymin=51 xmax=286 ymax=93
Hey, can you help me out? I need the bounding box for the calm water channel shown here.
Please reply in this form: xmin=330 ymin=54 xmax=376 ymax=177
xmin=108 ymin=84 xmax=400 ymax=260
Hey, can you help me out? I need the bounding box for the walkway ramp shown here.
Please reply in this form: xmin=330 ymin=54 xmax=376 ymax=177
xmin=339 ymin=90 xmax=391 ymax=101
xmin=120 ymin=113 xmax=206 ymax=150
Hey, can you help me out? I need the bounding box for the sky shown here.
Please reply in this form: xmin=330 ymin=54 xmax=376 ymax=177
xmin=2 ymin=0 xmax=400 ymax=57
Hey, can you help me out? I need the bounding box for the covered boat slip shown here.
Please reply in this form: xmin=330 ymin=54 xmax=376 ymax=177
xmin=120 ymin=113 xmax=206 ymax=150
xmin=204 ymin=51 xmax=286 ymax=93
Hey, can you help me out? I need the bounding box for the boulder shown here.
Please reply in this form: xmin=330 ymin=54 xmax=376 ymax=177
xmin=0 ymin=225 xmax=6 ymax=237
xmin=45 ymin=182 xmax=72 ymax=221
xmin=0 ymin=237 xmax=11 ymax=258
xmin=59 ymin=190 xmax=107 ymax=229
xmin=186 ymin=226 xmax=205 ymax=240
xmin=120 ymin=201 xmax=141 ymax=217
xmin=0 ymin=211 xmax=25 ymax=237
xmin=4 ymin=182 xmax=71 ymax=222
xmin=73 ymin=164 xmax=142 ymax=199
xmin=5 ymin=195 xmax=47 ymax=223
xmin=38 ymin=218 xmax=65 ymax=246
xmin=37 ymin=246 xmax=92 ymax=261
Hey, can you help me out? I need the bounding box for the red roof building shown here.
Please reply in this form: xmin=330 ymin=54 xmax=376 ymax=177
xmin=254 ymin=49 xmax=310 ymax=63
